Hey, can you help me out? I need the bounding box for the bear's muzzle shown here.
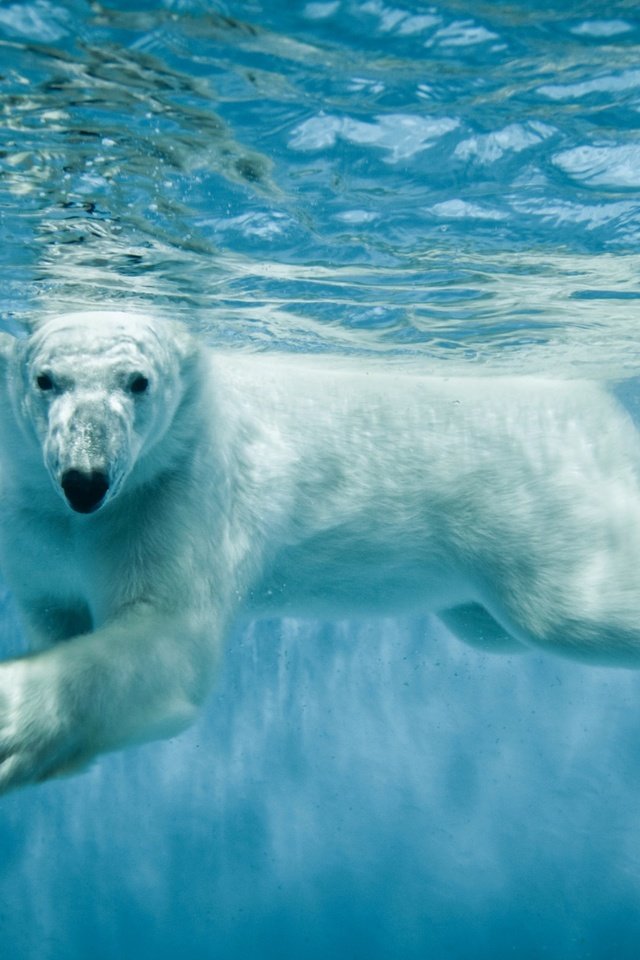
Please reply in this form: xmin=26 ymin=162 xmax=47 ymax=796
xmin=61 ymin=469 xmax=110 ymax=514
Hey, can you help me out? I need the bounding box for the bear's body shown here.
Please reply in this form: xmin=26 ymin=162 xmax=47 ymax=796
xmin=0 ymin=309 xmax=640 ymax=791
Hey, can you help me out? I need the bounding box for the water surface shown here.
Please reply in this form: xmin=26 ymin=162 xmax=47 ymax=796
xmin=2 ymin=0 xmax=640 ymax=372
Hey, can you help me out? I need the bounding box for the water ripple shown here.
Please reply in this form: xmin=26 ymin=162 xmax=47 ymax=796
xmin=1 ymin=1 xmax=640 ymax=374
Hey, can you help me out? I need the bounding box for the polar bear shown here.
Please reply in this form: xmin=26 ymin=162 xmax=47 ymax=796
xmin=0 ymin=309 xmax=640 ymax=792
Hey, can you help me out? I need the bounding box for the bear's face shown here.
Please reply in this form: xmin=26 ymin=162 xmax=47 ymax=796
xmin=14 ymin=311 xmax=196 ymax=514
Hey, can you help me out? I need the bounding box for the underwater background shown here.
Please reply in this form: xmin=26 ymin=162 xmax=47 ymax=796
xmin=2 ymin=1 xmax=640 ymax=957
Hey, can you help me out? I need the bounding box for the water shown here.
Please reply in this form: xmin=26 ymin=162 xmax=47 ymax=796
xmin=2 ymin=2 xmax=640 ymax=958
xmin=3 ymin=0 xmax=640 ymax=371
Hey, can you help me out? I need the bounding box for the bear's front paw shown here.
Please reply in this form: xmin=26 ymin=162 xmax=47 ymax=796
xmin=0 ymin=657 xmax=82 ymax=793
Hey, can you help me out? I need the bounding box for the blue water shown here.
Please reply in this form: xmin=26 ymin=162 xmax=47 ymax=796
xmin=2 ymin=2 xmax=640 ymax=958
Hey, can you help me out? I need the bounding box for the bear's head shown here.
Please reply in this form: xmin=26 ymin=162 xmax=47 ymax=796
xmin=1 ymin=311 xmax=199 ymax=514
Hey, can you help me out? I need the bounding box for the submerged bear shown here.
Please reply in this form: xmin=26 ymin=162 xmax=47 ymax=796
xmin=0 ymin=309 xmax=639 ymax=791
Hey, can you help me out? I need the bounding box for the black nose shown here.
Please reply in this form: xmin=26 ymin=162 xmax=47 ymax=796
xmin=61 ymin=469 xmax=109 ymax=514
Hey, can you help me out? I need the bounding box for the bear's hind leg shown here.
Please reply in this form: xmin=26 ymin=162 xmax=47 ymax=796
xmin=439 ymin=602 xmax=526 ymax=654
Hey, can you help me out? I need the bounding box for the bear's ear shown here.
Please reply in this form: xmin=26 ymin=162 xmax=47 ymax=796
xmin=170 ymin=322 xmax=201 ymax=370
xmin=0 ymin=332 xmax=16 ymax=373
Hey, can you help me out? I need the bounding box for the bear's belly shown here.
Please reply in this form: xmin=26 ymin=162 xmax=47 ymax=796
xmin=245 ymin=539 xmax=470 ymax=619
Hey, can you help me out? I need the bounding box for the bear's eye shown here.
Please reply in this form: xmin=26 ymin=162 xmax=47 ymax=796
xmin=36 ymin=373 xmax=54 ymax=391
xmin=129 ymin=374 xmax=149 ymax=394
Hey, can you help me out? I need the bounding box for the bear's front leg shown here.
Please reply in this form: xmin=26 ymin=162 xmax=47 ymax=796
xmin=0 ymin=603 xmax=222 ymax=793
xmin=0 ymin=654 xmax=81 ymax=788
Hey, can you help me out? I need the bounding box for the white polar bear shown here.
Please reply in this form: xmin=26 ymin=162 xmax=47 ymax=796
xmin=1 ymin=309 xmax=640 ymax=791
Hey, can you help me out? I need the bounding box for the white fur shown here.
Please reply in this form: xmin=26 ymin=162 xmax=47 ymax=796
xmin=0 ymin=309 xmax=639 ymax=791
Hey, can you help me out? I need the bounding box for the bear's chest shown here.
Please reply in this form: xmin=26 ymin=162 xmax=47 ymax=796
xmin=0 ymin=502 xmax=143 ymax=614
